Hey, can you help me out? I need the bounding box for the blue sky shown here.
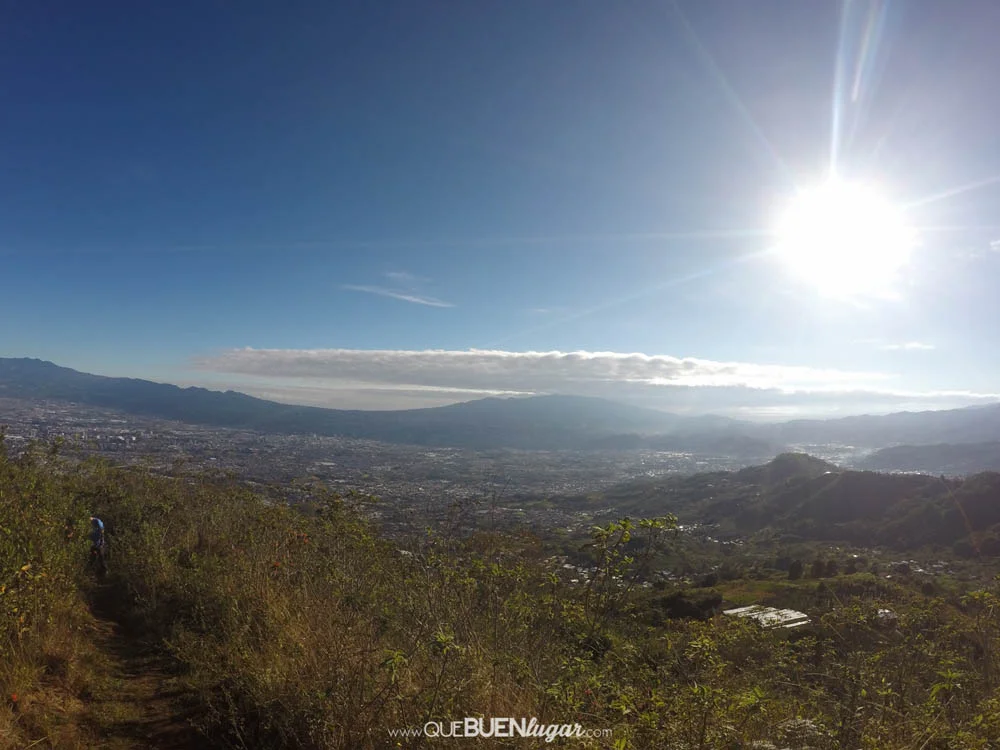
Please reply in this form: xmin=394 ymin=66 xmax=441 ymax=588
xmin=3 ymin=0 xmax=999 ymax=417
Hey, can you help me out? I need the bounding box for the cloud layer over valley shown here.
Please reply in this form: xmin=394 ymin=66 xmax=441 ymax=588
xmin=191 ymin=348 xmax=1000 ymax=417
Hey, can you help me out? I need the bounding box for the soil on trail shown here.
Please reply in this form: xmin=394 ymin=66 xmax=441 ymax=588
xmin=83 ymin=584 xmax=204 ymax=750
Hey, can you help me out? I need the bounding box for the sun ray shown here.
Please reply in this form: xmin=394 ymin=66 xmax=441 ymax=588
xmin=903 ymin=174 xmax=1000 ymax=211
xmin=669 ymin=0 xmax=794 ymax=186
xmin=911 ymin=223 xmax=1000 ymax=234
xmin=832 ymin=1 xmax=896 ymax=176
xmin=846 ymin=0 xmax=892 ymax=156
xmin=487 ymin=248 xmax=772 ymax=347
xmin=0 ymin=229 xmax=779 ymax=258
xmin=829 ymin=0 xmax=854 ymax=178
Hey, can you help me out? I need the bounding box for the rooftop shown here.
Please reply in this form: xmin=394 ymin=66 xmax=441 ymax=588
xmin=723 ymin=605 xmax=810 ymax=629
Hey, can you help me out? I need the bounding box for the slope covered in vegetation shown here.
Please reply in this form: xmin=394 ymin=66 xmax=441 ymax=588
xmin=556 ymin=453 xmax=1000 ymax=555
xmin=7 ymin=439 xmax=1000 ymax=748
xmin=861 ymin=441 xmax=1000 ymax=475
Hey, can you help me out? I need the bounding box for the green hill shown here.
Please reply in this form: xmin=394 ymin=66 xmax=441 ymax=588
xmin=9 ymin=438 xmax=1000 ymax=748
xmin=860 ymin=441 xmax=1000 ymax=475
xmin=555 ymin=453 xmax=1000 ymax=554
xmin=734 ymin=451 xmax=839 ymax=485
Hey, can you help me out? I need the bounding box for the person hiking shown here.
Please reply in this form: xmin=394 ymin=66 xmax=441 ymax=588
xmin=89 ymin=516 xmax=108 ymax=577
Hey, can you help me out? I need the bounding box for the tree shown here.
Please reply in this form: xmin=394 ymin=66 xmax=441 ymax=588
xmin=581 ymin=515 xmax=676 ymax=636
xmin=698 ymin=572 xmax=719 ymax=588
xmin=788 ymin=560 xmax=804 ymax=580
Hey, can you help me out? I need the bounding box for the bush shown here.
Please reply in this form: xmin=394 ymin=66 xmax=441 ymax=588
xmin=9 ymin=440 xmax=1000 ymax=748
xmin=653 ymin=590 xmax=723 ymax=621
xmin=0 ymin=442 xmax=98 ymax=745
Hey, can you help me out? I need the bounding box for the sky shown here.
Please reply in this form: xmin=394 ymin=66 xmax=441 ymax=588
xmin=2 ymin=0 xmax=1000 ymax=418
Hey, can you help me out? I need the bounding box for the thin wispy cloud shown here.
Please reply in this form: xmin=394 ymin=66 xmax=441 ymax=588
xmin=528 ymin=307 xmax=567 ymax=315
xmin=961 ymin=239 xmax=1000 ymax=261
xmin=879 ymin=341 xmax=936 ymax=351
xmin=341 ymin=271 xmax=454 ymax=308
xmin=341 ymin=285 xmax=454 ymax=307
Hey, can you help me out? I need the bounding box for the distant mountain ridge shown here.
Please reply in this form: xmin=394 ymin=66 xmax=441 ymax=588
xmin=0 ymin=358 xmax=766 ymax=453
xmin=860 ymin=441 xmax=1000 ymax=475
xmin=749 ymin=404 xmax=1000 ymax=448
xmin=2 ymin=357 xmax=999 ymax=458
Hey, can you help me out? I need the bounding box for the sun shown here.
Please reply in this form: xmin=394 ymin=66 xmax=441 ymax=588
xmin=773 ymin=179 xmax=915 ymax=298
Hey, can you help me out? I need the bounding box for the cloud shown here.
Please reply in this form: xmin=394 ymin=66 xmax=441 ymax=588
xmin=341 ymin=270 xmax=454 ymax=307
xmin=187 ymin=347 xmax=1000 ymax=415
xmin=878 ymin=341 xmax=936 ymax=351
xmin=341 ymin=285 xmax=454 ymax=308
xmin=529 ymin=306 xmax=569 ymax=315
xmin=964 ymin=240 xmax=1000 ymax=260
xmin=193 ymin=347 xmax=895 ymax=391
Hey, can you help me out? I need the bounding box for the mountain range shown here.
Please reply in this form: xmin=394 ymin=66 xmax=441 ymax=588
xmin=754 ymin=404 xmax=1000 ymax=448
xmin=2 ymin=358 xmax=1000 ymax=464
xmin=860 ymin=442 xmax=1000 ymax=475
xmin=554 ymin=453 xmax=1000 ymax=554
xmin=0 ymin=358 xmax=771 ymax=454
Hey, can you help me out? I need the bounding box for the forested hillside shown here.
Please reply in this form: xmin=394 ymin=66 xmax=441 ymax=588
xmin=555 ymin=453 xmax=1000 ymax=555
xmin=6 ymin=440 xmax=1000 ymax=748
xmin=861 ymin=442 xmax=1000 ymax=475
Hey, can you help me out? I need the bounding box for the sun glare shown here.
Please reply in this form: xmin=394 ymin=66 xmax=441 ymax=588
xmin=774 ymin=179 xmax=915 ymax=298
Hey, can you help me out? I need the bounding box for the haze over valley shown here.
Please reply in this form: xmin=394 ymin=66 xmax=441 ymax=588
xmin=4 ymin=357 xmax=1000 ymax=540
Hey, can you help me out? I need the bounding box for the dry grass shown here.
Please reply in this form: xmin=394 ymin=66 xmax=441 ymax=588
xmin=9 ymin=443 xmax=1000 ymax=748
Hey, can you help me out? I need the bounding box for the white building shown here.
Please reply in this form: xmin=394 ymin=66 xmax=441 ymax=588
xmin=723 ymin=605 xmax=809 ymax=629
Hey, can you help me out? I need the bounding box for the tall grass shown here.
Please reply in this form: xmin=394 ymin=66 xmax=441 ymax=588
xmin=82 ymin=462 xmax=588 ymax=747
xmin=7 ymin=439 xmax=1000 ymax=748
xmin=0 ymin=441 xmax=104 ymax=747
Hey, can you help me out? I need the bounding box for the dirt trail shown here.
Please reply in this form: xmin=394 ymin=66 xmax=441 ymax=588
xmin=83 ymin=585 xmax=204 ymax=750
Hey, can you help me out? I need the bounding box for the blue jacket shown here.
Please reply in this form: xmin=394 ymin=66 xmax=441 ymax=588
xmin=89 ymin=518 xmax=105 ymax=548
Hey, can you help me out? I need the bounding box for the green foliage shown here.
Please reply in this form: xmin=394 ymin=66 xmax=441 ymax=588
xmin=0 ymin=439 xmax=99 ymax=745
xmin=581 ymin=516 xmax=677 ymax=637
xmin=10 ymin=440 xmax=1000 ymax=747
xmin=561 ymin=454 xmax=1000 ymax=555
xmin=789 ymin=559 xmax=804 ymax=580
